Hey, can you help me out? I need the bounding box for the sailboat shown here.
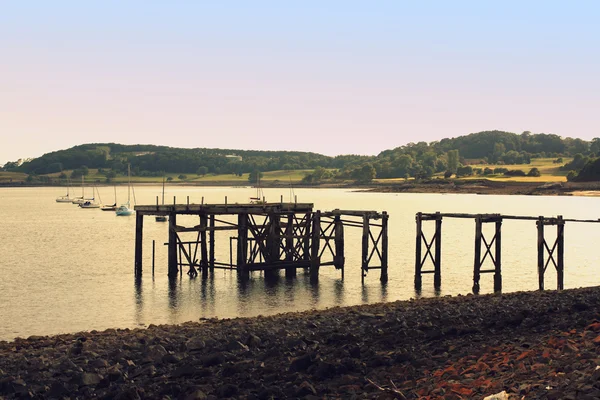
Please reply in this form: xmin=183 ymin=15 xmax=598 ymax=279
xmin=72 ymin=176 xmax=92 ymax=205
xmin=79 ymin=186 xmax=101 ymax=208
xmin=116 ymin=165 xmax=134 ymax=216
xmin=101 ymin=186 xmax=118 ymax=211
xmin=250 ymin=173 xmax=266 ymax=204
xmin=55 ymin=178 xmax=73 ymax=202
xmin=155 ymin=176 xmax=167 ymax=222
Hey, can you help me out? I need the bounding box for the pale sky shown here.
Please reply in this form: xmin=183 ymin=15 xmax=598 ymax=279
xmin=1 ymin=1 xmax=599 ymax=165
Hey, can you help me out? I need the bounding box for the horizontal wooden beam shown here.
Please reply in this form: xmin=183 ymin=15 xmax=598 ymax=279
xmin=135 ymin=202 xmax=314 ymax=216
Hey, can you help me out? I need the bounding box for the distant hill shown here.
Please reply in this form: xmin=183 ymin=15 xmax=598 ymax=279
xmin=4 ymin=131 xmax=599 ymax=181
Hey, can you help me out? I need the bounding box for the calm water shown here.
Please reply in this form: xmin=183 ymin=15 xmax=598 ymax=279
xmin=1 ymin=186 xmax=600 ymax=341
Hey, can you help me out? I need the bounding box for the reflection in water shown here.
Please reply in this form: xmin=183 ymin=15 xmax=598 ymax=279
xmin=380 ymin=281 xmax=388 ymax=303
xmin=307 ymin=276 xmax=320 ymax=307
xmin=134 ymin=275 xmax=143 ymax=325
xmin=168 ymin=276 xmax=180 ymax=309
xmin=333 ymin=280 xmax=344 ymax=305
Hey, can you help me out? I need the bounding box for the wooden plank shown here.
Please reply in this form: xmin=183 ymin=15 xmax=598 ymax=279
xmin=134 ymin=213 xmax=144 ymax=276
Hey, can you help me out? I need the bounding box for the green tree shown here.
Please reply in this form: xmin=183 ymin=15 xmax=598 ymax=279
xmin=352 ymin=164 xmax=376 ymax=183
xmin=178 ymin=174 xmax=187 ymax=180
xmin=447 ymin=150 xmax=459 ymax=173
xmin=196 ymin=166 xmax=208 ymax=176
xmin=248 ymin=170 xmax=263 ymax=184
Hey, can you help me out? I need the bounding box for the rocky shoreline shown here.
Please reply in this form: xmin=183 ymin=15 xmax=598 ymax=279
xmin=3 ymin=287 xmax=600 ymax=399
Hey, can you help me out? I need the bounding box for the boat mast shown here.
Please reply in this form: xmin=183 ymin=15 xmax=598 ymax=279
xmin=127 ymin=164 xmax=131 ymax=203
xmin=162 ymin=175 xmax=165 ymax=205
xmin=81 ymin=176 xmax=84 ymax=198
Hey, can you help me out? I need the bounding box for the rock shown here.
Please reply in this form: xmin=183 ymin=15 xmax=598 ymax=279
xmin=227 ymin=340 xmax=249 ymax=352
xmin=290 ymin=353 xmax=313 ymax=372
xmin=247 ymin=334 xmax=262 ymax=347
xmin=217 ymin=383 xmax=238 ymax=398
xmin=162 ymin=353 xmax=181 ymax=363
xmin=296 ymin=381 xmax=317 ymax=397
xmin=81 ymin=372 xmax=103 ymax=386
xmin=171 ymin=364 xmax=199 ymax=378
xmin=200 ymin=352 xmax=225 ymax=367
xmin=185 ymin=389 xmax=208 ymax=400
xmin=186 ymin=337 xmax=206 ymax=352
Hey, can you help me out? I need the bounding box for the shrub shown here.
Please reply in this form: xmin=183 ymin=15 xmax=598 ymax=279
xmin=527 ymin=168 xmax=541 ymax=177
xmin=503 ymin=169 xmax=526 ymax=177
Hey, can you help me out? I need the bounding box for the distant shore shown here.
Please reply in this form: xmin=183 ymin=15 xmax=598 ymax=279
xmin=2 ymin=286 xmax=600 ymax=398
xmin=3 ymin=179 xmax=600 ymax=197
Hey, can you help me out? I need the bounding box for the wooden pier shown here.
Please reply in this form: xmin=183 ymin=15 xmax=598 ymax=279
xmin=133 ymin=201 xmax=388 ymax=282
xmin=415 ymin=212 xmax=599 ymax=293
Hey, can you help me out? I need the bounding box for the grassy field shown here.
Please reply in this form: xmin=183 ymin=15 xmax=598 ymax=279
xmin=462 ymin=157 xmax=571 ymax=183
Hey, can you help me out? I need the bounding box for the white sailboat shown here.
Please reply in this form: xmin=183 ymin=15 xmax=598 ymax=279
xmin=55 ymin=178 xmax=73 ymax=203
xmin=155 ymin=176 xmax=167 ymax=222
xmin=79 ymin=186 xmax=101 ymax=209
xmin=71 ymin=176 xmax=94 ymax=205
xmin=116 ymin=165 xmax=134 ymax=216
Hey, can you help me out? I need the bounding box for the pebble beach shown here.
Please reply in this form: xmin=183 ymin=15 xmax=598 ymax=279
xmin=2 ymin=287 xmax=600 ymax=399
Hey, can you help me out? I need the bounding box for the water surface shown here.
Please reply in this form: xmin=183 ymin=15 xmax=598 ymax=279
xmin=1 ymin=186 xmax=599 ymax=340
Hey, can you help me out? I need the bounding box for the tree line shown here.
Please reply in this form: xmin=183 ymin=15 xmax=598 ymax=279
xmin=4 ymin=131 xmax=600 ymax=183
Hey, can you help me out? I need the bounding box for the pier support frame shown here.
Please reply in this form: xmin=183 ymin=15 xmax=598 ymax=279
xmin=414 ymin=212 xmax=442 ymax=291
xmin=537 ymin=216 xmax=565 ymax=291
xmin=472 ymin=215 xmax=502 ymax=294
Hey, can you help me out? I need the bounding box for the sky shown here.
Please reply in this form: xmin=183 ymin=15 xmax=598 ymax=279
xmin=1 ymin=1 xmax=599 ymax=164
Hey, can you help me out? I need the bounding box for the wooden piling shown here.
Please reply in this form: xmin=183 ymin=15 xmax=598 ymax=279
xmin=414 ymin=212 xmax=423 ymax=290
xmin=152 ymin=239 xmax=155 ymax=277
xmin=473 ymin=216 xmax=482 ymax=293
xmin=237 ymin=213 xmax=249 ymax=279
xmin=135 ymin=213 xmax=144 ymax=276
xmin=537 ymin=216 xmax=545 ymax=290
xmin=310 ymin=211 xmax=321 ymax=280
xmin=362 ymin=214 xmax=369 ymax=284
xmin=334 ymin=215 xmax=345 ymax=279
xmin=285 ymin=214 xmax=296 ymax=278
xmin=494 ymin=219 xmax=502 ymax=292
xmin=434 ymin=212 xmax=442 ymax=290
xmin=380 ymin=211 xmax=388 ymax=283
xmin=557 ymin=215 xmax=565 ymax=290
xmin=200 ymin=214 xmax=209 ymax=277
xmin=168 ymin=213 xmax=178 ymax=277
xmin=209 ymin=215 xmax=215 ymax=272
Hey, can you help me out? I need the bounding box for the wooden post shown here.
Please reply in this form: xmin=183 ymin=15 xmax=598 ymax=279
xmin=285 ymin=213 xmax=295 ymax=278
xmin=209 ymin=214 xmax=215 ymax=272
xmin=152 ymin=239 xmax=155 ymax=277
xmin=494 ymin=218 xmax=502 ymax=292
xmin=473 ymin=216 xmax=482 ymax=293
xmin=434 ymin=212 xmax=442 ymax=290
xmin=557 ymin=215 xmax=565 ymax=290
xmin=135 ymin=213 xmax=144 ymax=276
xmin=381 ymin=211 xmax=388 ymax=283
xmin=310 ymin=211 xmax=321 ymax=280
xmin=414 ymin=212 xmax=423 ymax=290
xmin=237 ymin=213 xmax=249 ymax=279
xmin=334 ymin=214 xmax=345 ymax=279
xmin=303 ymin=212 xmax=311 ymax=261
xmin=200 ymin=214 xmax=208 ymax=277
xmin=168 ymin=213 xmax=178 ymax=277
xmin=537 ymin=216 xmax=545 ymax=291
xmin=362 ymin=214 xmax=369 ymax=284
